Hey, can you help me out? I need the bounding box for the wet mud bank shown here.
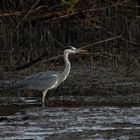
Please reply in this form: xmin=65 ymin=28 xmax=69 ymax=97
xmin=1 ymin=66 xmax=140 ymax=107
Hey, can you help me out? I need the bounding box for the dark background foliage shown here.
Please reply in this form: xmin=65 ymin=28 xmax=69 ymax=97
xmin=0 ymin=0 xmax=140 ymax=94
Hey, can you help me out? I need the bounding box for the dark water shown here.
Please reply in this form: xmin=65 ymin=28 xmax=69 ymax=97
xmin=0 ymin=96 xmax=140 ymax=140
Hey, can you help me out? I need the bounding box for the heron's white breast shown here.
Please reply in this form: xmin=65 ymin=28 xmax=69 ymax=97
xmin=49 ymin=75 xmax=59 ymax=90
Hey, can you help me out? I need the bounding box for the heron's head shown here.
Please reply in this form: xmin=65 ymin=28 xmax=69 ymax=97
xmin=64 ymin=46 xmax=87 ymax=54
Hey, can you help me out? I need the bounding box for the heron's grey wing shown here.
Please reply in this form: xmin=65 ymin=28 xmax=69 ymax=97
xmin=12 ymin=71 xmax=59 ymax=91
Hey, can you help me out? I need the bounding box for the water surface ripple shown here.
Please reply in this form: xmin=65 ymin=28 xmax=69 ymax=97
xmin=0 ymin=101 xmax=140 ymax=140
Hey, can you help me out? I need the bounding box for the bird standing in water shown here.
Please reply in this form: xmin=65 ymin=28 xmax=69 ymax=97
xmin=12 ymin=46 xmax=87 ymax=105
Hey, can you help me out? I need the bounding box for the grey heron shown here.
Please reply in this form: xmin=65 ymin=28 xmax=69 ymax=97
xmin=12 ymin=46 xmax=87 ymax=104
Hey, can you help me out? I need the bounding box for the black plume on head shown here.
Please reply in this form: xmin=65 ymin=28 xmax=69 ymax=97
xmin=64 ymin=46 xmax=76 ymax=50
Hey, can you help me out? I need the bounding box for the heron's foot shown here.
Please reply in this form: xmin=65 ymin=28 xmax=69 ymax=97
xmin=42 ymin=100 xmax=46 ymax=108
xmin=42 ymin=97 xmax=47 ymax=107
xmin=42 ymin=102 xmax=45 ymax=108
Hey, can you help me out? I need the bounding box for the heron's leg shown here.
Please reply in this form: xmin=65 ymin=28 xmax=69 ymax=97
xmin=42 ymin=90 xmax=48 ymax=104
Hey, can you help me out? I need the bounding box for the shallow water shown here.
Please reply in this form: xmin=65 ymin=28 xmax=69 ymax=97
xmin=0 ymin=96 xmax=140 ymax=140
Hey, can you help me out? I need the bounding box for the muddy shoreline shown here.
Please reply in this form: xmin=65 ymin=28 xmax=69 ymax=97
xmin=0 ymin=66 xmax=140 ymax=107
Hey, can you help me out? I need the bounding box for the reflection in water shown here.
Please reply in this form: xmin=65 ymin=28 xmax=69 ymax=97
xmin=0 ymin=97 xmax=140 ymax=140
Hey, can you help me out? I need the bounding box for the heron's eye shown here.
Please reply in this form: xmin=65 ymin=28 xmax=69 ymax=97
xmin=70 ymin=47 xmax=76 ymax=50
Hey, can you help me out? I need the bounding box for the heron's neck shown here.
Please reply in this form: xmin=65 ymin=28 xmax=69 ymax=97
xmin=61 ymin=52 xmax=71 ymax=81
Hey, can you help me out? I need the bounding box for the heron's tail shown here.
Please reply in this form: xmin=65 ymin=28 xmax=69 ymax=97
xmin=11 ymin=81 xmax=24 ymax=89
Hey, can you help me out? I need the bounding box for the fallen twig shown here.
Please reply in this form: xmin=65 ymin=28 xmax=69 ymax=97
xmin=80 ymin=35 xmax=122 ymax=49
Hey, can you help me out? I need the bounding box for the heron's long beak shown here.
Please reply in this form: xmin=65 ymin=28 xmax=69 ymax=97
xmin=78 ymin=48 xmax=88 ymax=53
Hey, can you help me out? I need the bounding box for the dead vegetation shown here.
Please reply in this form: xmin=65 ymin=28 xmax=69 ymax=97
xmin=0 ymin=0 xmax=140 ymax=95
